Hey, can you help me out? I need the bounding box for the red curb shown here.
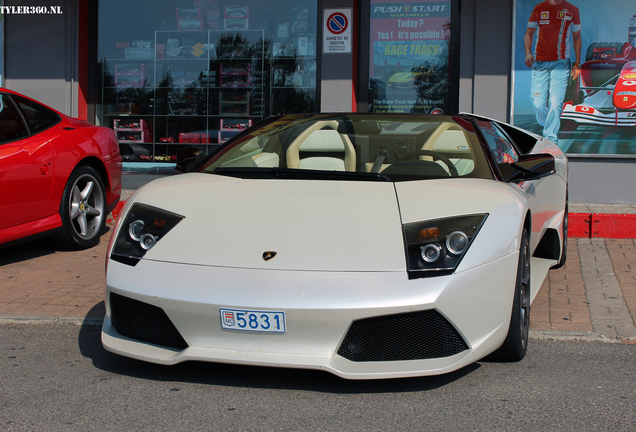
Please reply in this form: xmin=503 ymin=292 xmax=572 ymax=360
xmin=591 ymin=214 xmax=636 ymax=239
xmin=569 ymin=213 xmax=591 ymax=238
xmin=569 ymin=213 xmax=636 ymax=239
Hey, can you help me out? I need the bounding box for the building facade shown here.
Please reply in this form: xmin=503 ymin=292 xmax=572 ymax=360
xmin=3 ymin=0 xmax=636 ymax=203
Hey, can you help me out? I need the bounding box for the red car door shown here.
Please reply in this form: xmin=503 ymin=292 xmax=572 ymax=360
xmin=0 ymin=93 xmax=54 ymax=231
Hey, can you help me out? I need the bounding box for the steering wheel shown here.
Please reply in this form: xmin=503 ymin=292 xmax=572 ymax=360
xmin=404 ymin=150 xmax=459 ymax=177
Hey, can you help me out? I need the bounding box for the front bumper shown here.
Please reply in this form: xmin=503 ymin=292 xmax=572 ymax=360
xmin=102 ymin=252 xmax=518 ymax=379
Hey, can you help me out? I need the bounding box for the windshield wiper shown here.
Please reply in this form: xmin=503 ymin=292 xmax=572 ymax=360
xmin=213 ymin=167 xmax=391 ymax=182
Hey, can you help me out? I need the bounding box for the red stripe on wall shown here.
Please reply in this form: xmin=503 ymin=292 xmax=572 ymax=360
xmin=78 ymin=0 xmax=88 ymax=121
xmin=351 ymin=0 xmax=359 ymax=112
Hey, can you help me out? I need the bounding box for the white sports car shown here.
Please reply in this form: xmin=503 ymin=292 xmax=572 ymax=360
xmin=102 ymin=113 xmax=568 ymax=379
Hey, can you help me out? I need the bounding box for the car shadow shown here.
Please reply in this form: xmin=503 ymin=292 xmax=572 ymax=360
xmin=77 ymin=303 xmax=481 ymax=394
xmin=0 ymin=237 xmax=57 ymax=264
xmin=0 ymin=226 xmax=112 ymax=265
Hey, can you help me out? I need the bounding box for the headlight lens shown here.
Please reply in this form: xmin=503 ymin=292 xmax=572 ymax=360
xmin=110 ymin=203 xmax=184 ymax=266
xmin=403 ymin=214 xmax=488 ymax=279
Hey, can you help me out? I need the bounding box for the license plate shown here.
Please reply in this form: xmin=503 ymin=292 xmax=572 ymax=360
xmin=220 ymin=308 xmax=286 ymax=333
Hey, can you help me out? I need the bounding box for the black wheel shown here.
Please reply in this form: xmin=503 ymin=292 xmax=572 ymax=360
xmin=552 ymin=193 xmax=568 ymax=269
xmin=55 ymin=165 xmax=107 ymax=250
xmin=405 ymin=150 xmax=459 ymax=177
xmin=496 ymin=227 xmax=531 ymax=361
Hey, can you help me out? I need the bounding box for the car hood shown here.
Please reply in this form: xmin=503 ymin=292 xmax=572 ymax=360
xmin=138 ymin=174 xmax=406 ymax=271
xmin=127 ymin=174 xmax=523 ymax=272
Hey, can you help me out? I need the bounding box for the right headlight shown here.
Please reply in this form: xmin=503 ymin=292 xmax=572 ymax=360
xmin=403 ymin=214 xmax=488 ymax=279
xmin=110 ymin=203 xmax=184 ymax=266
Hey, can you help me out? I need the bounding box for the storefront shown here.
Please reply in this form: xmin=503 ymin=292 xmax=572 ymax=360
xmin=94 ymin=0 xmax=460 ymax=166
xmin=2 ymin=0 xmax=636 ymax=203
xmin=97 ymin=0 xmax=320 ymax=165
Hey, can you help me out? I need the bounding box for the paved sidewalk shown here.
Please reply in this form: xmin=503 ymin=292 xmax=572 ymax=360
xmin=1 ymin=227 xmax=635 ymax=343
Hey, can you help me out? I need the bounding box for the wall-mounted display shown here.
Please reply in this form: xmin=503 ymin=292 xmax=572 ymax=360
xmin=512 ymin=0 xmax=636 ymax=155
xmin=367 ymin=0 xmax=452 ymax=114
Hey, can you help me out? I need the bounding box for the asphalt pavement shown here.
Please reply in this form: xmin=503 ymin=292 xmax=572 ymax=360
xmin=1 ymin=195 xmax=635 ymax=344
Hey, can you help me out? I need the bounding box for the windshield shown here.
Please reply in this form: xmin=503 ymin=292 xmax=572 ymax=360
xmin=198 ymin=114 xmax=493 ymax=182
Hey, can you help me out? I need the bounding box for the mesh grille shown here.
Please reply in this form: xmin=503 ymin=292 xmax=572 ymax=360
xmin=337 ymin=310 xmax=468 ymax=362
xmin=110 ymin=293 xmax=188 ymax=350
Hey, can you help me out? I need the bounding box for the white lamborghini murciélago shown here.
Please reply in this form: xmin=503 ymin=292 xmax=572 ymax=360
xmin=102 ymin=113 xmax=568 ymax=379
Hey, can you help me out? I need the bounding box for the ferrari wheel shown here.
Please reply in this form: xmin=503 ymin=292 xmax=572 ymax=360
xmin=55 ymin=165 xmax=106 ymax=250
xmin=496 ymin=227 xmax=531 ymax=361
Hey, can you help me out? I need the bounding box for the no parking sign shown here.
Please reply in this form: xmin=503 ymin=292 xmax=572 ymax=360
xmin=323 ymin=9 xmax=351 ymax=53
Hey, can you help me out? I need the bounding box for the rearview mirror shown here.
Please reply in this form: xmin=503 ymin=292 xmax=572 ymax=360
xmin=498 ymin=154 xmax=556 ymax=183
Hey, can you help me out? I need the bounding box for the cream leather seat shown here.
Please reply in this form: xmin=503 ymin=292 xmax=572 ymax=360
xmin=287 ymin=128 xmax=356 ymax=171
xmin=420 ymin=123 xmax=475 ymax=176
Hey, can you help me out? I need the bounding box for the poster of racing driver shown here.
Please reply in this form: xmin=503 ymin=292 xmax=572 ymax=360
xmin=513 ymin=0 xmax=636 ymax=155
xmin=524 ymin=0 xmax=581 ymax=146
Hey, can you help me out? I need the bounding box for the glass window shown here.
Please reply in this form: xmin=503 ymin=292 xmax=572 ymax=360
xmin=475 ymin=120 xmax=520 ymax=164
xmin=97 ymin=0 xmax=317 ymax=166
xmin=367 ymin=0 xmax=453 ymax=114
xmin=0 ymin=95 xmax=29 ymax=144
xmin=12 ymin=95 xmax=61 ymax=133
xmin=198 ymin=114 xmax=493 ymax=181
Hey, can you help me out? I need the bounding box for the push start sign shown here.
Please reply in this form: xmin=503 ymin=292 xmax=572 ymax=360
xmin=323 ymin=9 xmax=352 ymax=54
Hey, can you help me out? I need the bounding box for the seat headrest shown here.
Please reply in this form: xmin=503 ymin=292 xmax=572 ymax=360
xmin=300 ymin=130 xmax=345 ymax=152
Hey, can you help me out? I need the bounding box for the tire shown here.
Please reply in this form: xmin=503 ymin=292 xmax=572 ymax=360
xmin=54 ymin=165 xmax=107 ymax=250
xmin=552 ymin=193 xmax=568 ymax=269
xmin=496 ymin=227 xmax=531 ymax=361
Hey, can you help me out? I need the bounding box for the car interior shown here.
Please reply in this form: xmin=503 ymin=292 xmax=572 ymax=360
xmin=210 ymin=116 xmax=496 ymax=180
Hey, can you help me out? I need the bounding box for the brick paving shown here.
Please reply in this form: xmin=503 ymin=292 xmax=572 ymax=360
xmin=531 ymin=241 xmax=593 ymax=333
xmin=604 ymin=239 xmax=636 ymax=338
xmin=1 ymin=230 xmax=635 ymax=342
xmin=0 ymin=231 xmax=110 ymax=321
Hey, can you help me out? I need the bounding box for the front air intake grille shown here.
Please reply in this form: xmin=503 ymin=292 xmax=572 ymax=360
xmin=337 ymin=310 xmax=468 ymax=362
xmin=110 ymin=293 xmax=188 ymax=350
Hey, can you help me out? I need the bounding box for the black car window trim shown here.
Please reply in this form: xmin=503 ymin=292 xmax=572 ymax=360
xmin=492 ymin=121 xmax=525 ymax=158
xmin=466 ymin=117 xmax=504 ymax=182
xmin=0 ymin=93 xmax=31 ymax=145
xmin=10 ymin=94 xmax=62 ymax=136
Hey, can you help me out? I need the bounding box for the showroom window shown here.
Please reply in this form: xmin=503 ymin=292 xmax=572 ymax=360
xmin=364 ymin=0 xmax=457 ymax=115
xmin=97 ymin=0 xmax=317 ymax=165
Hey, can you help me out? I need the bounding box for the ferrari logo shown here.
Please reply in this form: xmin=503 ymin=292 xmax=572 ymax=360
xmin=262 ymin=251 xmax=277 ymax=261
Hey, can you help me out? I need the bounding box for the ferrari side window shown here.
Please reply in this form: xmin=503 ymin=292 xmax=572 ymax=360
xmin=0 ymin=94 xmax=30 ymax=144
xmin=475 ymin=120 xmax=519 ymax=164
xmin=12 ymin=95 xmax=61 ymax=134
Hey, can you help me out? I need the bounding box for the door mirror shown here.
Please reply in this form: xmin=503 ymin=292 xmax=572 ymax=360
xmin=498 ymin=154 xmax=556 ymax=183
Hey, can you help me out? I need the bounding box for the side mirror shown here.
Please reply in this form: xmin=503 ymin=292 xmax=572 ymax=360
xmin=175 ymin=146 xmax=204 ymax=173
xmin=498 ymin=154 xmax=556 ymax=183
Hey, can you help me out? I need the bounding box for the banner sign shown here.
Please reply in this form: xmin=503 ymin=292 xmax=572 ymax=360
xmin=368 ymin=0 xmax=451 ymax=113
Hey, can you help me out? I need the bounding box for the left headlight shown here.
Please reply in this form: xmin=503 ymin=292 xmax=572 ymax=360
xmin=403 ymin=214 xmax=488 ymax=279
xmin=110 ymin=203 xmax=184 ymax=266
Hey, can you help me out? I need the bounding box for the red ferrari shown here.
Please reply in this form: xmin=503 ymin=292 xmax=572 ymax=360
xmin=0 ymin=88 xmax=122 ymax=249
